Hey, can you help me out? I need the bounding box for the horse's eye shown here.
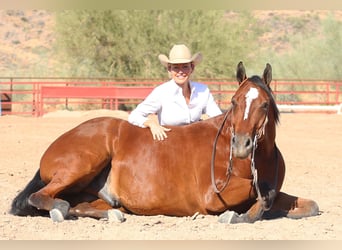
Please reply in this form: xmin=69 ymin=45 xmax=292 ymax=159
xmin=261 ymin=102 xmax=269 ymax=110
xmin=231 ymin=99 xmax=237 ymax=107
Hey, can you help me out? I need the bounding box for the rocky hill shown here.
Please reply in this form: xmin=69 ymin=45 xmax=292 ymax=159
xmin=0 ymin=10 xmax=341 ymax=77
xmin=0 ymin=10 xmax=56 ymax=76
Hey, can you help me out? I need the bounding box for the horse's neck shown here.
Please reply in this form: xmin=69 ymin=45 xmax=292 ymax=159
xmin=215 ymin=112 xmax=232 ymax=137
xmin=257 ymin=120 xmax=277 ymax=156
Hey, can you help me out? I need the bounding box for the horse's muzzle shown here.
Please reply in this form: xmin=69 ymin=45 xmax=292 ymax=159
xmin=231 ymin=134 xmax=253 ymax=159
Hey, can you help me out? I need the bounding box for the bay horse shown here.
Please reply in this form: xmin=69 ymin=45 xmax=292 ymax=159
xmin=10 ymin=62 xmax=319 ymax=223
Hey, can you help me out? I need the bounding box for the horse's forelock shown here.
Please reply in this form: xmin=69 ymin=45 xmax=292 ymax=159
xmin=243 ymin=75 xmax=280 ymax=124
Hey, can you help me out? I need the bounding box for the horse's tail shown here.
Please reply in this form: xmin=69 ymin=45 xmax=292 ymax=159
xmin=10 ymin=170 xmax=47 ymax=216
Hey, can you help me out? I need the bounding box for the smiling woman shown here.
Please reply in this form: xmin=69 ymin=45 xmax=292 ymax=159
xmin=128 ymin=44 xmax=222 ymax=140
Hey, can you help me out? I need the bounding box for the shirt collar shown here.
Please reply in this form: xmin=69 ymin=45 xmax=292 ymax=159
xmin=170 ymin=79 xmax=194 ymax=93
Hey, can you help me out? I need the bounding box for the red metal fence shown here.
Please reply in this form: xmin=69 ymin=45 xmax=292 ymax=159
xmin=1 ymin=78 xmax=342 ymax=116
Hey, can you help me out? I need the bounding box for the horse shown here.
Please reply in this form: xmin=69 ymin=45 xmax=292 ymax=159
xmin=10 ymin=62 xmax=319 ymax=223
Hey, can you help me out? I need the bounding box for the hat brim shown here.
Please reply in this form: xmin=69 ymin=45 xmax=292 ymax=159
xmin=158 ymin=52 xmax=202 ymax=67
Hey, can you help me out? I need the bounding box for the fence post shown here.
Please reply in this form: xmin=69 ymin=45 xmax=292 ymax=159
xmin=327 ymin=82 xmax=330 ymax=104
xmin=336 ymin=82 xmax=340 ymax=105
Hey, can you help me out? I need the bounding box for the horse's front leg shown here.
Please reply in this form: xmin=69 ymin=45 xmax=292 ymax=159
xmin=68 ymin=199 xmax=125 ymax=222
xmin=218 ymin=198 xmax=265 ymax=223
xmin=217 ymin=180 xmax=275 ymax=224
xmin=262 ymin=192 xmax=319 ymax=219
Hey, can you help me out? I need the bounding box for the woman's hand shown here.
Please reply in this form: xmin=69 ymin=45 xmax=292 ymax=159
xmin=144 ymin=117 xmax=171 ymax=140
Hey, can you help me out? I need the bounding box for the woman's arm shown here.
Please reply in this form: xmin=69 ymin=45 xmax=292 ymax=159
xmin=143 ymin=115 xmax=171 ymax=141
xmin=128 ymin=87 xmax=171 ymax=140
xmin=204 ymin=92 xmax=222 ymax=117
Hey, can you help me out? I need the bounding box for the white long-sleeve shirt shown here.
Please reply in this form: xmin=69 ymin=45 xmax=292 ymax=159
xmin=128 ymin=79 xmax=222 ymax=127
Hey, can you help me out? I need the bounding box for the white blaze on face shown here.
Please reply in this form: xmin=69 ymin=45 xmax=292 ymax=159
xmin=243 ymin=87 xmax=259 ymax=120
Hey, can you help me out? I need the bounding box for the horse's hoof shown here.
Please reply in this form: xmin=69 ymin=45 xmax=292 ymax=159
xmin=107 ymin=209 xmax=125 ymax=223
xmin=218 ymin=210 xmax=234 ymax=223
xmin=49 ymin=208 xmax=65 ymax=222
xmin=218 ymin=210 xmax=245 ymax=224
xmin=49 ymin=200 xmax=69 ymax=222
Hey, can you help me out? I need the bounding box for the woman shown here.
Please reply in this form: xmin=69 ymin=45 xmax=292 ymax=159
xmin=128 ymin=44 xmax=222 ymax=140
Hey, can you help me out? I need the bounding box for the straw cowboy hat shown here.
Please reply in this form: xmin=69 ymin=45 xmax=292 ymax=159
xmin=158 ymin=44 xmax=202 ymax=67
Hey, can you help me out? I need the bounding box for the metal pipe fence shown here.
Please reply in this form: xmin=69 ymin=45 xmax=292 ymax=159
xmin=1 ymin=77 xmax=341 ymax=116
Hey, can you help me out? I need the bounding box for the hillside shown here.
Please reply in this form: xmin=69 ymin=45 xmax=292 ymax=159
xmin=0 ymin=10 xmax=56 ymax=76
xmin=0 ymin=10 xmax=341 ymax=77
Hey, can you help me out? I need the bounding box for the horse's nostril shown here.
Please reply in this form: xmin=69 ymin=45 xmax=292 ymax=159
xmin=245 ymin=138 xmax=251 ymax=148
xmin=232 ymin=136 xmax=236 ymax=144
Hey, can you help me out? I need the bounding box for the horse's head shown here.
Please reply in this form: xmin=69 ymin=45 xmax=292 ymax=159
xmin=229 ymin=61 xmax=279 ymax=159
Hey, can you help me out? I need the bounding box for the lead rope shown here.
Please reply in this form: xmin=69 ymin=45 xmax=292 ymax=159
xmin=210 ymin=111 xmax=270 ymax=196
xmin=210 ymin=110 xmax=280 ymax=215
xmin=210 ymin=111 xmax=232 ymax=194
xmin=250 ymin=134 xmax=262 ymax=200
xmin=251 ymin=135 xmax=281 ymax=211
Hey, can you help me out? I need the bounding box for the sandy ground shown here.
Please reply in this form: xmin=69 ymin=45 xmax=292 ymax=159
xmin=0 ymin=110 xmax=341 ymax=240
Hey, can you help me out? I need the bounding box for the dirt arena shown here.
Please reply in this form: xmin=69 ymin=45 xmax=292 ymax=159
xmin=0 ymin=110 xmax=341 ymax=240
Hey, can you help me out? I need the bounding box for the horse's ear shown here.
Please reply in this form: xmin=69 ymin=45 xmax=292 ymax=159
xmin=263 ymin=63 xmax=272 ymax=87
xmin=236 ymin=61 xmax=247 ymax=85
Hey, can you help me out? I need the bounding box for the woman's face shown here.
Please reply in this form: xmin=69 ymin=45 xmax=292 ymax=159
xmin=168 ymin=63 xmax=194 ymax=86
